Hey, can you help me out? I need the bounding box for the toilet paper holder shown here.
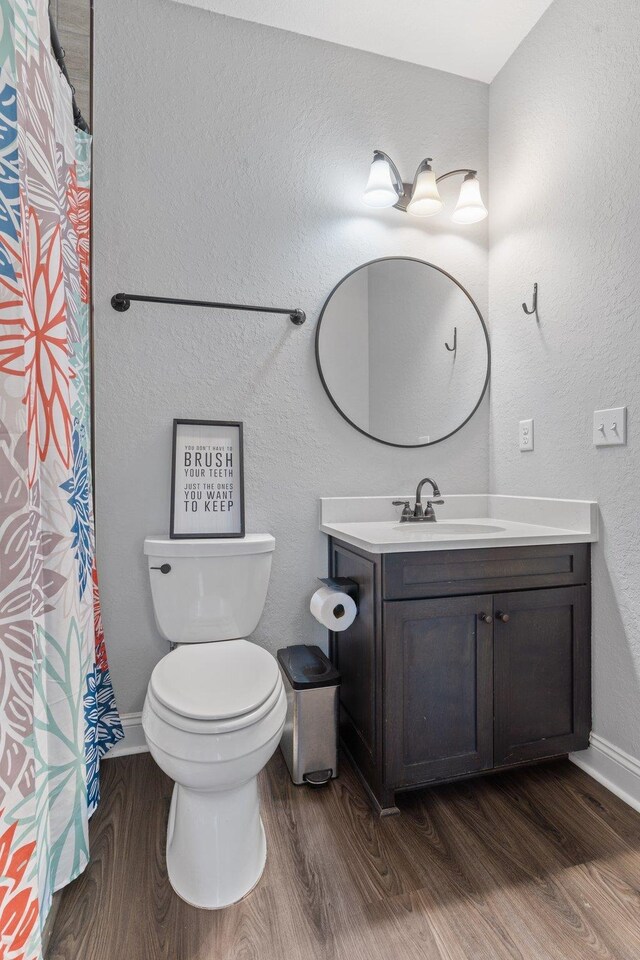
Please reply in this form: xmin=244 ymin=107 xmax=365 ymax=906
xmin=318 ymin=576 xmax=359 ymax=605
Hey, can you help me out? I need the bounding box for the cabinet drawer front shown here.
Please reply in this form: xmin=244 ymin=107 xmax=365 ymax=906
xmin=383 ymin=543 xmax=589 ymax=600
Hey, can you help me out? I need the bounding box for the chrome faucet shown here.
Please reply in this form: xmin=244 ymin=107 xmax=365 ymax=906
xmin=393 ymin=477 xmax=444 ymax=523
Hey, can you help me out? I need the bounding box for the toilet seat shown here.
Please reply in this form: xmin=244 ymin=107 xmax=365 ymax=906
xmin=146 ymin=679 xmax=284 ymax=736
xmin=148 ymin=640 xmax=282 ymax=734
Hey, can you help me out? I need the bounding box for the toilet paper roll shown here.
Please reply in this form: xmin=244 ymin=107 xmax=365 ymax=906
xmin=310 ymin=585 xmax=357 ymax=631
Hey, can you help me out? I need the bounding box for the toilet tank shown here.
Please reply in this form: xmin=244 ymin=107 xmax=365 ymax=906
xmin=144 ymin=534 xmax=275 ymax=643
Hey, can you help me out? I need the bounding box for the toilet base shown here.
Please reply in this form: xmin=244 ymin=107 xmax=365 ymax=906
xmin=166 ymin=777 xmax=267 ymax=909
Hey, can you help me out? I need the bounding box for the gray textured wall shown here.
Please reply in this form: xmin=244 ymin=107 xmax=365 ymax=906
xmin=93 ymin=0 xmax=489 ymax=715
xmin=490 ymin=0 xmax=640 ymax=759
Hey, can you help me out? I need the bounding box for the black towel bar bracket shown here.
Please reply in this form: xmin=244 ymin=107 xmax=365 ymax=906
xmin=111 ymin=292 xmax=306 ymax=325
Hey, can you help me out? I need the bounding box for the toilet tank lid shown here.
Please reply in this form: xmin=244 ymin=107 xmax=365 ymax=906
xmin=144 ymin=534 xmax=275 ymax=557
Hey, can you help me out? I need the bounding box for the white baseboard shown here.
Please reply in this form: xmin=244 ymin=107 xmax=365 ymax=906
xmin=570 ymin=733 xmax=640 ymax=815
xmin=104 ymin=712 xmax=148 ymax=758
xmin=103 ymin=717 xmax=640 ymax=814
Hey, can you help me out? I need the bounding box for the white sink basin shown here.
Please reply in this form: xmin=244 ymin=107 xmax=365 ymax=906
xmin=393 ymin=522 xmax=506 ymax=536
xmin=319 ymin=496 xmax=599 ymax=554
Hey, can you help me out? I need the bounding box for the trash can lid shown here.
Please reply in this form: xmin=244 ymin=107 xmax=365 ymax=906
xmin=277 ymin=645 xmax=340 ymax=690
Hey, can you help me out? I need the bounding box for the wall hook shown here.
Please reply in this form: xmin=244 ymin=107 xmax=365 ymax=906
xmin=522 ymin=283 xmax=539 ymax=321
xmin=445 ymin=327 xmax=457 ymax=352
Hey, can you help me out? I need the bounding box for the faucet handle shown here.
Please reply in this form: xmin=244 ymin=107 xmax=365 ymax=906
xmin=392 ymin=500 xmax=412 ymax=522
xmin=429 ymin=499 xmax=445 ymax=506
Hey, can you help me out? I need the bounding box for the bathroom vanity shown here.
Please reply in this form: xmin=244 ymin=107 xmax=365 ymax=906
xmin=320 ymin=495 xmax=598 ymax=815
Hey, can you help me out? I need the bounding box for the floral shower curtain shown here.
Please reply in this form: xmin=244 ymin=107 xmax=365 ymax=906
xmin=0 ymin=1 xmax=123 ymax=956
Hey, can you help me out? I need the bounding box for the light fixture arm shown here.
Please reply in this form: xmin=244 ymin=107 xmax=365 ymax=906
xmin=412 ymin=157 xmax=434 ymax=183
xmin=435 ymin=168 xmax=477 ymax=184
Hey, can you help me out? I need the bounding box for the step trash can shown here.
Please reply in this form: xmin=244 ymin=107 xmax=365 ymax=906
xmin=277 ymin=644 xmax=340 ymax=786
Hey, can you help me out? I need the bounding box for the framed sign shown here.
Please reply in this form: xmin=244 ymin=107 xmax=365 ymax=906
xmin=170 ymin=419 xmax=245 ymax=539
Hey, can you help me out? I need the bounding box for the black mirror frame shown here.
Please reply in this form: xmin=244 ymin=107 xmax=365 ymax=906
xmin=315 ymin=256 xmax=491 ymax=449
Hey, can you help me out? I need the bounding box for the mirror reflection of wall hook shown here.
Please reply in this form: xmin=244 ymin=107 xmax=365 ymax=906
xmin=522 ymin=283 xmax=539 ymax=321
xmin=445 ymin=327 xmax=457 ymax=352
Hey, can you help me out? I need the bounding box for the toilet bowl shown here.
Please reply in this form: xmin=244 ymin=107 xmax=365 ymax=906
xmin=141 ymin=534 xmax=285 ymax=909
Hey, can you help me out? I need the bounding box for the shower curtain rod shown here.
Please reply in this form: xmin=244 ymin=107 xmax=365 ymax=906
xmin=49 ymin=8 xmax=90 ymax=133
xmin=111 ymin=292 xmax=307 ymax=325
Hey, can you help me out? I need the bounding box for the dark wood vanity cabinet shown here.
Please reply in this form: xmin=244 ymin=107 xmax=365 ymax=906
xmin=328 ymin=540 xmax=591 ymax=815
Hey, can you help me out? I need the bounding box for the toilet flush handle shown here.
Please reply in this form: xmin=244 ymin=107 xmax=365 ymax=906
xmin=150 ymin=563 xmax=172 ymax=574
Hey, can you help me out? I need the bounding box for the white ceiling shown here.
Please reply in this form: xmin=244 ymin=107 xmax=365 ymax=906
xmin=171 ymin=0 xmax=555 ymax=83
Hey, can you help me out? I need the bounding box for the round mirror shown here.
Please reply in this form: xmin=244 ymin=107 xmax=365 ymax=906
xmin=315 ymin=257 xmax=490 ymax=447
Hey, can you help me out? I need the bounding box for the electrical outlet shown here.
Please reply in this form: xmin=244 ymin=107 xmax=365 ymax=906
xmin=519 ymin=419 xmax=534 ymax=452
xmin=593 ymin=407 xmax=627 ymax=446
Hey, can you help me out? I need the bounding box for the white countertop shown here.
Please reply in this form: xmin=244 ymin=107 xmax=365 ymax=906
xmin=319 ymin=495 xmax=598 ymax=554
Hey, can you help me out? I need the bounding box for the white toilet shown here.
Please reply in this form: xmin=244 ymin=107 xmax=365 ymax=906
xmin=141 ymin=533 xmax=286 ymax=910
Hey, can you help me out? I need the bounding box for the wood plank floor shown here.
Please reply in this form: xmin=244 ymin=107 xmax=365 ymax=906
xmin=48 ymin=752 xmax=640 ymax=960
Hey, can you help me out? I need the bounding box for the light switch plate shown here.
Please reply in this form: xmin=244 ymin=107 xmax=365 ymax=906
xmin=593 ymin=407 xmax=627 ymax=446
xmin=519 ymin=419 xmax=534 ymax=451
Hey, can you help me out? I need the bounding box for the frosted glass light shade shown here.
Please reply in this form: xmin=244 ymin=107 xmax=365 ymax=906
xmin=452 ymin=175 xmax=488 ymax=224
xmin=363 ymin=154 xmax=401 ymax=208
xmin=407 ymin=162 xmax=443 ymax=217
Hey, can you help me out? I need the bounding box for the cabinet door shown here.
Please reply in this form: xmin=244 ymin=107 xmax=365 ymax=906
xmin=384 ymin=596 xmax=494 ymax=786
xmin=494 ymin=586 xmax=591 ymax=766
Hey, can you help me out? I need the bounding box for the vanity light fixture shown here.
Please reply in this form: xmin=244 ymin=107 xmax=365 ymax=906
xmin=363 ymin=151 xmax=488 ymax=224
